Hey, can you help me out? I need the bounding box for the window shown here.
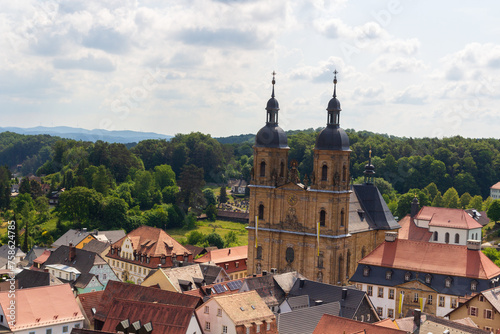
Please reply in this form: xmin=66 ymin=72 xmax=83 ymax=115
xmin=451 ymin=298 xmax=457 ymax=308
xmin=455 ymin=233 xmax=460 ymax=244
xmin=256 ymin=246 xmax=263 ymax=260
xmin=258 ymin=204 xmax=264 ymax=220
xmin=204 ymin=306 xmax=209 ymax=314
xmin=319 ymin=210 xmax=326 ymax=226
xmin=223 ymin=325 xmax=228 ymax=333
xmin=280 ymin=161 xmax=285 ymax=178
xmin=479 ymin=295 xmax=484 ymax=302
xmin=267 ymin=322 xmax=270 ymax=331
xmin=340 ymin=209 xmax=345 ymax=227
xmin=63 ymin=326 xmax=69 ymax=333
xmin=74 ymin=324 xmax=80 ymax=328
xmin=260 ymin=161 xmax=266 ymax=177
xmin=342 ymin=165 xmax=347 ymax=182
xmin=356 ymin=284 xmax=363 ymax=290
xmin=225 ymin=264 xmax=229 ymax=270
xmin=445 ymin=232 xmax=450 ymax=244
xmin=256 ymin=324 xmax=260 ymax=333
xmin=404 ymin=272 xmax=411 ymax=281
xmin=376 ymin=307 xmax=383 ymax=317
xmin=235 ymin=262 xmax=239 ymax=268
xmin=471 ymin=281 xmax=478 ymax=292
xmin=469 ymin=306 xmax=478 ymax=316
xmin=363 ymin=266 xmax=370 ymax=277
xmin=317 ymin=252 xmax=324 ymax=268
xmin=388 ymin=308 xmax=394 ymax=318
xmin=445 ymin=277 xmax=452 ymax=288
xmin=161 ymin=257 xmax=166 ymax=264
xmin=485 ymin=309 xmax=494 ymax=319
xmin=378 ymin=287 xmax=384 ymax=298
xmin=46 ymin=329 xmax=52 ymax=334
xmin=427 ymin=295 xmax=433 ymax=305
xmin=246 ymin=327 xmax=250 ymax=334
xmin=217 ymin=309 xmax=222 ymax=317
xmin=389 ymin=289 xmax=395 ymax=300
xmin=425 ymin=274 xmax=432 ymax=284
xmin=385 ymin=270 xmax=392 ymax=280
xmin=433 ymin=231 xmax=438 ymax=241
xmin=485 ymin=326 xmax=493 ymax=332
xmin=321 ymin=165 xmax=328 ymax=181
xmin=367 ymin=285 xmax=373 ymax=296
xmin=439 ymin=296 xmax=445 ymax=307
xmin=205 ymin=321 xmax=210 ymax=331
xmin=413 ymin=293 xmax=419 ymax=303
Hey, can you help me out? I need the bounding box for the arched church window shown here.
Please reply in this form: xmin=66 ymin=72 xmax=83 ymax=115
xmin=342 ymin=164 xmax=347 ymax=182
xmin=280 ymin=161 xmax=284 ymax=178
xmin=258 ymin=204 xmax=264 ymax=220
xmin=337 ymin=255 xmax=344 ymax=283
xmin=256 ymin=246 xmax=263 ymax=259
xmin=433 ymin=231 xmax=438 ymax=241
xmin=346 ymin=250 xmax=351 ymax=278
xmin=320 ymin=210 xmax=326 ymax=226
xmin=445 ymin=232 xmax=450 ymax=244
xmin=285 ymin=247 xmax=295 ymax=263
xmin=321 ymin=165 xmax=328 ymax=181
xmin=340 ymin=209 xmax=345 ymax=227
xmin=260 ymin=161 xmax=266 ymax=177
xmin=455 ymin=233 xmax=460 ymax=244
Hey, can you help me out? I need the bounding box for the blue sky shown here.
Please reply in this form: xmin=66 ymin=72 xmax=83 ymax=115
xmin=1 ymin=0 xmax=500 ymax=138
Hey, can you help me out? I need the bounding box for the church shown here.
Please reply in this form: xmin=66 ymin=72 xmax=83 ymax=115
xmin=247 ymin=72 xmax=400 ymax=285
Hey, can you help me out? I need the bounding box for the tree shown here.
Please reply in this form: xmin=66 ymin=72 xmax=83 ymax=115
xmin=424 ymin=183 xmax=439 ymax=200
xmin=468 ymin=195 xmax=484 ymax=210
xmin=57 ymin=187 xmax=103 ymax=224
xmin=442 ymin=187 xmax=460 ymax=208
xmin=431 ymin=192 xmax=444 ymax=207
xmin=460 ymin=192 xmax=472 ymax=209
xmin=0 ymin=166 xmax=11 ymax=210
xmin=92 ymin=165 xmax=114 ymax=196
xmin=29 ymin=180 xmax=43 ymax=199
xmin=487 ymin=200 xmax=500 ymax=223
xmin=203 ymin=188 xmax=217 ymax=207
xmin=186 ymin=231 xmax=206 ymax=246
xmin=154 ymin=165 xmax=176 ymax=189
xmin=219 ymin=186 xmax=228 ymax=204
xmin=162 ymin=186 xmax=179 ymax=204
xmin=206 ymin=232 xmax=224 ymax=249
xmin=101 ymin=197 xmax=128 ymax=230
xmin=224 ymin=231 xmax=238 ymax=247
xmin=205 ymin=204 xmax=217 ymax=221
xmin=177 ymin=165 xmax=206 ymax=214
xmin=19 ymin=178 xmax=30 ymax=194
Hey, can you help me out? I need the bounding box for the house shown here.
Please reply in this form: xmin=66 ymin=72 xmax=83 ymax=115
xmin=195 ymin=290 xmax=277 ymax=334
xmin=43 ymin=244 xmax=119 ymax=294
xmin=395 ymin=309 xmax=489 ymax=334
xmin=0 ymin=245 xmax=26 ymax=269
xmin=32 ymin=249 xmax=51 ymax=269
xmin=281 ymin=278 xmax=379 ymax=323
xmin=491 ymin=182 xmax=500 ymax=200
xmin=398 ymin=200 xmax=482 ymax=245
xmin=312 ymin=314 xmax=407 ymax=334
xmin=82 ymin=239 xmax=111 ymax=261
xmin=105 ymin=226 xmax=193 ymax=284
xmin=24 ymin=246 xmax=47 ymax=267
xmin=447 ymin=285 xmax=500 ymax=333
xmin=349 ymin=232 xmax=500 ymax=319
xmin=48 ymin=189 xmax=64 ymax=205
xmin=0 ymin=283 xmax=85 ymax=334
xmin=76 ymin=290 xmax=104 ymax=329
xmin=229 ymin=179 xmax=248 ymax=195
xmin=200 ymin=263 xmax=230 ymax=284
xmin=194 ymin=245 xmax=247 ymax=280
xmin=53 ymin=229 xmax=126 ymax=249
xmin=239 ymin=274 xmax=286 ymax=313
xmin=142 ymin=263 xmax=205 ymax=292
xmin=93 ymin=280 xmax=202 ymax=331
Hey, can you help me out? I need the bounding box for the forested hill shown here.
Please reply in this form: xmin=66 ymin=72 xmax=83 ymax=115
xmin=1 ymin=129 xmax=500 ymax=200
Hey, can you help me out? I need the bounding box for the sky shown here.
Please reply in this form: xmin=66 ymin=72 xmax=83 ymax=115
xmin=1 ymin=0 xmax=500 ymax=139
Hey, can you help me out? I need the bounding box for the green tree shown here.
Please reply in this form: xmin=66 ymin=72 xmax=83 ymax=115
xmin=460 ymin=192 xmax=472 ymax=209
xmin=186 ymin=230 xmax=206 ymax=246
xmin=57 ymin=187 xmax=103 ymax=223
xmin=0 ymin=166 xmax=11 ymax=210
xmin=101 ymin=197 xmax=128 ymax=230
xmin=154 ymin=165 xmax=176 ymax=189
xmin=442 ymin=187 xmax=460 ymax=208
xmin=177 ymin=165 xmax=206 ymax=214
xmin=205 ymin=204 xmax=217 ymax=221
xmin=431 ymin=192 xmax=444 ymax=207
xmin=29 ymin=180 xmax=43 ymax=199
xmin=92 ymin=165 xmax=114 ymax=196
xmin=487 ymin=200 xmax=500 ymax=223
xmin=203 ymin=188 xmax=217 ymax=207
xmin=206 ymin=232 xmax=224 ymax=249
xmin=224 ymin=231 xmax=238 ymax=247
xmin=19 ymin=178 xmax=31 ymax=194
xmin=219 ymin=186 xmax=228 ymax=204
xmin=167 ymin=204 xmax=185 ymax=229
xmin=162 ymin=186 xmax=179 ymax=204
xmin=144 ymin=206 xmax=169 ymax=229
xmin=468 ymin=195 xmax=484 ymax=210
xmin=424 ymin=183 xmax=439 ymax=200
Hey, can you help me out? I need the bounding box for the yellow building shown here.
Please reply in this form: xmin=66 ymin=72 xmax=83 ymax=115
xmin=247 ymin=73 xmax=400 ymax=285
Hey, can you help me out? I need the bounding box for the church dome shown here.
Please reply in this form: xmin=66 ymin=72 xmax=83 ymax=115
xmin=315 ymin=125 xmax=350 ymax=151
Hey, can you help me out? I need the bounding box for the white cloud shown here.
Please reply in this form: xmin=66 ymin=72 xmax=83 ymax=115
xmin=392 ymin=85 xmax=427 ymax=105
xmin=370 ymin=56 xmax=426 ymax=73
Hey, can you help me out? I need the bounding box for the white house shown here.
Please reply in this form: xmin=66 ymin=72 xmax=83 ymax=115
xmin=491 ymin=182 xmax=500 ymax=200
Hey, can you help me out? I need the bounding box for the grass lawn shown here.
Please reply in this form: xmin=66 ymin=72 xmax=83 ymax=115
xmin=167 ymin=219 xmax=248 ymax=246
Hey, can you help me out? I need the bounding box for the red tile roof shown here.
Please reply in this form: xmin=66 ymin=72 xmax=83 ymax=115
xmin=33 ymin=249 xmax=51 ymax=264
xmin=194 ymin=245 xmax=248 ymax=264
xmin=101 ymin=298 xmax=196 ymax=334
xmin=397 ymin=215 xmax=433 ymax=242
xmin=78 ymin=290 xmax=104 ymax=327
xmin=0 ymin=283 xmax=84 ymax=330
xmin=359 ymin=239 xmax=500 ymax=279
xmin=94 ymin=281 xmax=201 ymax=324
xmin=313 ymin=314 xmax=406 ymax=334
xmin=491 ymin=182 xmax=500 ymax=190
xmin=415 ymin=206 xmax=482 ymax=229
xmin=111 ymin=226 xmax=190 ymax=257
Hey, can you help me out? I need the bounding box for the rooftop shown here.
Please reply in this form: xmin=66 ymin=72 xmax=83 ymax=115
xmin=194 ymin=245 xmax=247 ymax=264
xmin=415 ymin=206 xmax=482 ymax=230
xmin=313 ymin=314 xmax=406 ymax=334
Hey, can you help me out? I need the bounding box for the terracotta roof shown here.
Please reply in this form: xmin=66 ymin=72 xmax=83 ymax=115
xmin=313 ymin=314 xmax=406 ymax=334
xmin=397 ymin=215 xmax=433 ymax=242
xmin=359 ymin=239 xmax=500 ymax=279
xmin=78 ymin=290 xmax=104 ymax=327
xmin=0 ymin=283 xmax=84 ymax=330
xmin=94 ymin=280 xmax=201 ymax=323
xmin=491 ymin=182 xmax=500 ymax=190
xmin=207 ymin=290 xmax=274 ymax=326
xmin=194 ymin=245 xmax=247 ymax=264
xmin=375 ymin=318 xmax=399 ymax=329
xmin=33 ymin=250 xmax=51 ymax=264
xmin=101 ymin=298 xmax=196 ymax=334
xmin=111 ymin=226 xmax=190 ymax=257
xmin=415 ymin=206 xmax=482 ymax=229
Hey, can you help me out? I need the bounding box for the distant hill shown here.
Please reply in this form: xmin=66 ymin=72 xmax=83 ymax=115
xmin=0 ymin=126 xmax=172 ymax=144
xmin=215 ymin=133 xmax=255 ymax=144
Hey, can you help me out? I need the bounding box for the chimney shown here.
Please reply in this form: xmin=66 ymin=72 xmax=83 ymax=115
xmin=262 ymin=270 xmax=268 ymax=276
xmin=341 ymin=288 xmax=348 ymax=300
xmin=385 ymin=232 xmax=398 ymax=242
xmin=69 ymin=243 xmax=76 ymax=262
xmin=315 ymin=300 xmax=323 ymax=306
xmin=413 ymin=309 xmax=421 ymax=328
xmin=411 ymin=197 xmax=420 ymax=218
xmin=467 ymin=240 xmax=481 ymax=251
xmin=228 ymin=249 xmax=231 ymax=255
xmin=299 ymin=279 xmax=305 ymax=289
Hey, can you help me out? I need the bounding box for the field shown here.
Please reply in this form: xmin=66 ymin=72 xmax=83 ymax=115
xmin=167 ymin=219 xmax=248 ymax=246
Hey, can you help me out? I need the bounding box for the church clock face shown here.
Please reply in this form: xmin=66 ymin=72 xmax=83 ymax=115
xmin=287 ymin=194 xmax=298 ymax=206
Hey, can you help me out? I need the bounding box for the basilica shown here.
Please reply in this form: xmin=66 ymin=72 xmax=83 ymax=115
xmin=247 ymin=72 xmax=400 ymax=285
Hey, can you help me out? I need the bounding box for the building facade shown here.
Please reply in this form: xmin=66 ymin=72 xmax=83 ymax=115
xmin=491 ymin=182 xmax=500 ymax=200
xmin=247 ymin=73 xmax=400 ymax=285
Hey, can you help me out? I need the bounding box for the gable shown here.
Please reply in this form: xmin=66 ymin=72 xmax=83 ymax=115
xmin=396 ymin=279 xmax=438 ymax=293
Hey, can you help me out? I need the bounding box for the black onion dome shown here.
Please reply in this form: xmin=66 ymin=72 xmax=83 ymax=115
xmin=266 ymin=96 xmax=279 ymax=111
xmin=315 ymin=125 xmax=350 ymax=151
xmin=327 ymin=96 xmax=341 ymax=112
xmin=255 ymin=125 xmax=288 ymax=148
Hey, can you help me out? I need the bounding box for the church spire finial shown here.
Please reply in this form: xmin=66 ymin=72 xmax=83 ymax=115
xmin=333 ymin=69 xmax=338 ymax=98
xmin=271 ymin=71 xmax=276 ymax=98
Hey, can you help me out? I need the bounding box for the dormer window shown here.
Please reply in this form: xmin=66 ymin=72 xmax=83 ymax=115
xmin=146 ymin=256 xmax=150 ymax=264
xmin=425 ymin=274 xmax=432 ymax=284
xmin=445 ymin=277 xmax=453 ymax=288
xmin=471 ymin=280 xmax=478 ymax=291
xmin=363 ymin=266 xmax=370 ymax=277
xmin=161 ymin=257 xmax=166 ymax=264
xmin=111 ymin=248 xmax=115 ymax=255
xmin=385 ymin=270 xmax=392 ymax=280
xmin=404 ymin=272 xmax=411 ymax=281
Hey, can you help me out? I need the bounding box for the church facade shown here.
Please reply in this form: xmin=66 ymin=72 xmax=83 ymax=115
xmin=247 ymin=73 xmax=400 ymax=285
